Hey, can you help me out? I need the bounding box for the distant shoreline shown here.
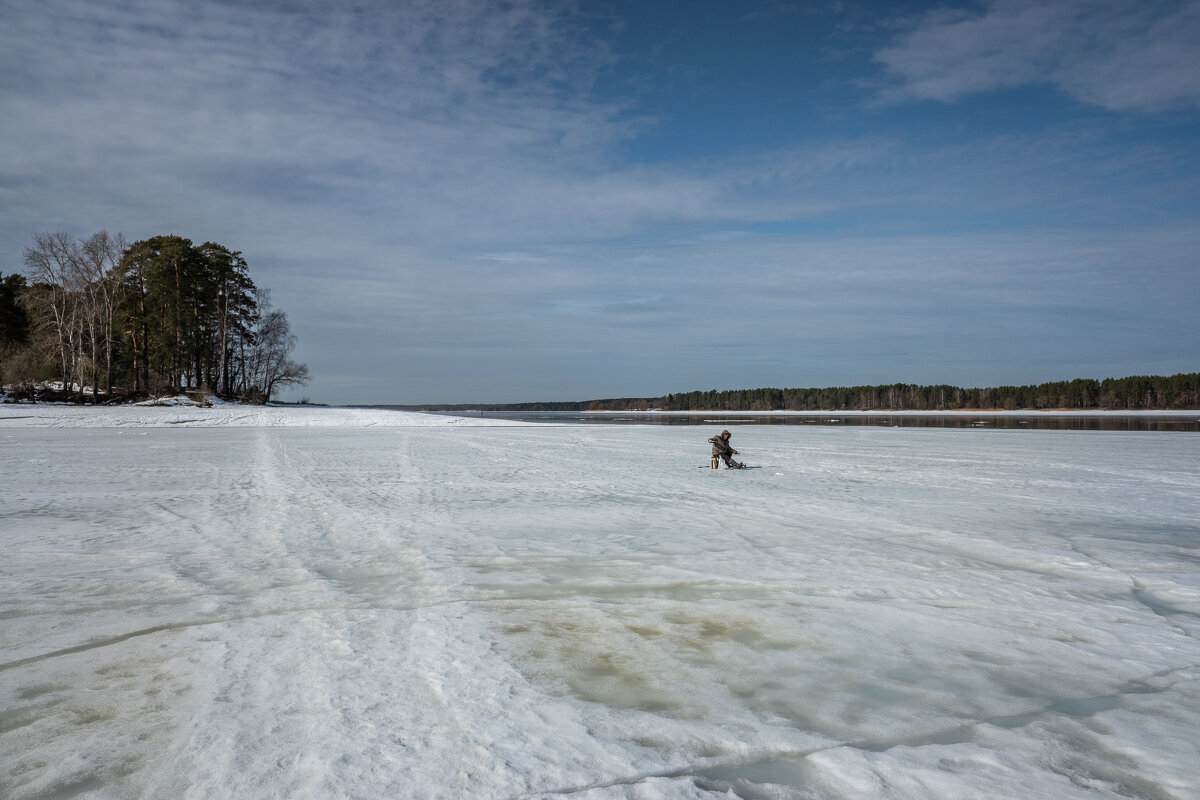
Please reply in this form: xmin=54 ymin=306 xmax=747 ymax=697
xmin=375 ymin=373 xmax=1200 ymax=413
xmin=548 ymin=409 xmax=1200 ymax=416
xmin=375 ymin=406 xmax=1200 ymax=416
xmin=413 ymin=407 xmax=1200 ymax=431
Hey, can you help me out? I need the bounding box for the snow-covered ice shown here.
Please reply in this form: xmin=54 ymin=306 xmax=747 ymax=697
xmin=1 ymin=406 xmax=1198 ymax=799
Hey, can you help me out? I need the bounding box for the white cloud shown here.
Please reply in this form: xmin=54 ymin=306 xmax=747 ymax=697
xmin=4 ymin=0 xmax=1193 ymax=264
xmin=875 ymin=0 xmax=1200 ymax=112
xmin=0 ymin=0 xmax=654 ymax=246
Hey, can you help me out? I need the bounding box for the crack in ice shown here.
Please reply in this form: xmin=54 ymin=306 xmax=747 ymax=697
xmin=512 ymin=671 xmax=1190 ymax=799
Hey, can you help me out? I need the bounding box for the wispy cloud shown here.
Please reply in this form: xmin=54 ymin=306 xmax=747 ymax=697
xmin=0 ymin=0 xmax=645 ymax=243
xmin=875 ymin=0 xmax=1200 ymax=112
xmin=4 ymin=1 xmax=1193 ymax=254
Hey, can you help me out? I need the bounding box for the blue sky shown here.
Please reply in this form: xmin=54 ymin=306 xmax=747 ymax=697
xmin=1 ymin=0 xmax=1197 ymax=404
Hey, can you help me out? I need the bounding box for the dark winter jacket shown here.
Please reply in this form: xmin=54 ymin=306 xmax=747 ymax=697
xmin=710 ymin=431 xmax=734 ymax=456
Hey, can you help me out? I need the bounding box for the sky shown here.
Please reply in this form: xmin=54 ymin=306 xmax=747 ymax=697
xmin=1 ymin=0 xmax=1198 ymax=405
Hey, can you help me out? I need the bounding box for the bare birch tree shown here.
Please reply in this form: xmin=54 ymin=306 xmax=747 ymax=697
xmin=242 ymin=288 xmax=309 ymax=402
xmin=23 ymin=233 xmax=85 ymax=397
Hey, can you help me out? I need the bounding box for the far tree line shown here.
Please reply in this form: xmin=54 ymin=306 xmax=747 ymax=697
xmin=393 ymin=373 xmax=1200 ymax=413
xmin=597 ymin=375 xmax=1200 ymax=412
xmin=0 ymin=231 xmax=309 ymax=403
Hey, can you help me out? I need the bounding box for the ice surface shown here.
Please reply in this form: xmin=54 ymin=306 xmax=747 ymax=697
xmin=1 ymin=407 xmax=1198 ymax=799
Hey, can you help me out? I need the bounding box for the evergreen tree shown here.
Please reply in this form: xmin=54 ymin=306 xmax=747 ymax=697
xmin=197 ymin=243 xmax=257 ymax=395
xmin=0 ymin=272 xmax=29 ymax=346
xmin=0 ymin=272 xmax=31 ymax=392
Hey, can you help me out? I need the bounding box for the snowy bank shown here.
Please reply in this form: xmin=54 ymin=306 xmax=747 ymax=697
xmin=0 ymin=402 xmax=530 ymax=428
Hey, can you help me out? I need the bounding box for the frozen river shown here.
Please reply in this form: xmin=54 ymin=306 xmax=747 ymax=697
xmin=2 ymin=409 xmax=1198 ymax=799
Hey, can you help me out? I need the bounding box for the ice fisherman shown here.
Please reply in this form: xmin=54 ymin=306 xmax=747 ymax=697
xmin=709 ymin=429 xmax=744 ymax=469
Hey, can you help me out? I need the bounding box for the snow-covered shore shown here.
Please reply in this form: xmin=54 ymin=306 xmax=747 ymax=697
xmin=0 ymin=401 xmax=528 ymax=428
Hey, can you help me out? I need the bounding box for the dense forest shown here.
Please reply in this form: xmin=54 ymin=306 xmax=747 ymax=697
xmin=393 ymin=373 xmax=1200 ymax=413
xmin=0 ymin=231 xmax=309 ymax=403
xmin=642 ymin=374 xmax=1200 ymax=411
